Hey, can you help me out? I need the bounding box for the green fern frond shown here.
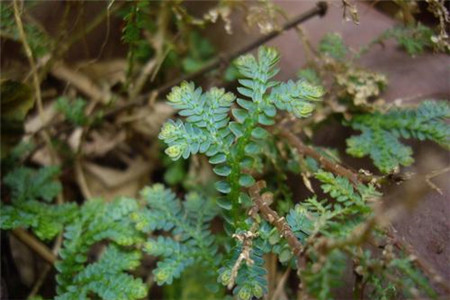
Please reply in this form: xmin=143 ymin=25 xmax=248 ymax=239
xmin=159 ymin=46 xmax=324 ymax=221
xmin=56 ymin=245 xmax=147 ymax=300
xmin=0 ymin=167 xmax=77 ymax=240
xmin=286 ymin=203 xmax=315 ymax=243
xmin=345 ymin=100 xmax=450 ymax=173
xmin=136 ymin=184 xmax=220 ymax=286
xmin=132 ymin=184 xmax=182 ymax=231
xmin=381 ymin=24 xmax=434 ymax=56
xmin=56 ymin=197 xmax=143 ymax=295
xmin=4 ymin=166 xmax=62 ymax=202
xmin=315 ymin=170 xmax=378 ymax=209
xmin=0 ymin=201 xmax=77 ymax=241
xmin=145 ymin=236 xmax=195 ymax=285
xmin=285 ymin=172 xmax=380 ymax=242
xmin=269 ymin=80 xmax=324 ymax=118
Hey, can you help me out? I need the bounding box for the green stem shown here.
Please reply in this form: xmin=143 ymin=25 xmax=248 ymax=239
xmin=226 ymin=116 xmax=258 ymax=226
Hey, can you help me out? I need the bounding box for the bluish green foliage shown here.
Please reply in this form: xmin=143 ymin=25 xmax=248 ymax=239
xmin=286 ymin=170 xmax=379 ymax=242
xmin=286 ymin=201 xmax=315 ymax=242
xmin=319 ymin=33 xmax=348 ymax=60
xmin=0 ymin=166 xmax=148 ymax=299
xmin=133 ymin=184 xmax=220 ymax=287
xmin=218 ymin=247 xmax=267 ymax=300
xmin=4 ymin=166 xmax=61 ymax=203
xmin=1 ymin=41 xmax=442 ymax=300
xmin=0 ymin=167 xmax=77 ymax=240
xmin=56 ymin=245 xmax=147 ymax=300
xmin=56 ymin=197 xmax=145 ymax=298
xmin=284 ymin=170 xmax=435 ymax=299
xmin=315 ymin=170 xmax=379 ymax=212
xmin=345 ymin=101 xmax=450 ymax=173
xmin=159 ymin=46 xmax=324 ymax=222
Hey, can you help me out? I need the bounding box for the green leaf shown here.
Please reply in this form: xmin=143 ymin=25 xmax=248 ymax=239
xmin=56 ymin=97 xmax=88 ymax=126
xmin=237 ymin=98 xmax=256 ymax=112
xmin=279 ymin=248 xmax=292 ymax=263
xmin=229 ymin=122 xmax=244 ymax=138
xmin=245 ymin=142 xmax=261 ymax=155
xmin=345 ymin=101 xmax=450 ymax=173
xmin=257 ymin=114 xmax=274 ymax=125
xmin=238 ymin=192 xmax=252 ymax=206
xmin=217 ymin=197 xmax=232 ymax=210
xmin=232 ymin=108 xmax=249 ymax=123
xmin=239 ymin=174 xmax=255 ymax=187
xmin=263 ymin=105 xmax=277 ymax=117
xmin=251 ymin=127 xmax=269 ymax=139
xmin=213 ymin=165 xmax=232 ymax=176
xmin=209 ymin=153 xmax=227 ymax=164
xmin=239 ymin=156 xmax=253 ymax=169
xmin=215 ymin=181 xmax=231 ymax=194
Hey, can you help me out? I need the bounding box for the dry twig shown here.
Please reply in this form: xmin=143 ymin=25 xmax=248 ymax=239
xmin=249 ymin=181 xmax=304 ymax=257
xmin=276 ymin=126 xmax=362 ymax=186
xmin=12 ymin=228 xmax=57 ymax=265
xmin=227 ymin=223 xmax=259 ymax=290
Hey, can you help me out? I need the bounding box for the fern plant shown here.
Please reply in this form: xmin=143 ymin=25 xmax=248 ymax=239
xmin=1 ymin=167 xmax=77 ymax=240
xmin=132 ymin=184 xmax=220 ymax=287
xmin=157 ymin=46 xmax=444 ymax=299
xmin=2 ymin=43 xmax=449 ymax=299
xmin=345 ymin=101 xmax=450 ymax=173
xmin=55 ymin=197 xmax=146 ymax=299
xmin=159 ymin=46 xmax=324 ymax=226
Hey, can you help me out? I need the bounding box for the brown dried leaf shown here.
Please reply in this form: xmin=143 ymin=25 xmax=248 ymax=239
xmin=79 ymin=156 xmax=152 ymax=201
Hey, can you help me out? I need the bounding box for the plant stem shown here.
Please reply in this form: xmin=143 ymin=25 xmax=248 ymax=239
xmin=249 ymin=181 xmax=304 ymax=257
xmin=12 ymin=228 xmax=57 ymax=265
xmin=277 ymin=126 xmax=362 ymax=186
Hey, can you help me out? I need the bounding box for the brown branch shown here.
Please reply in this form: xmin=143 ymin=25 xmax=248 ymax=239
xmin=249 ymin=181 xmax=304 ymax=257
xmin=27 ymin=233 xmax=63 ymax=298
xmin=277 ymin=126 xmax=362 ymax=186
xmin=12 ymin=228 xmax=57 ymax=265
